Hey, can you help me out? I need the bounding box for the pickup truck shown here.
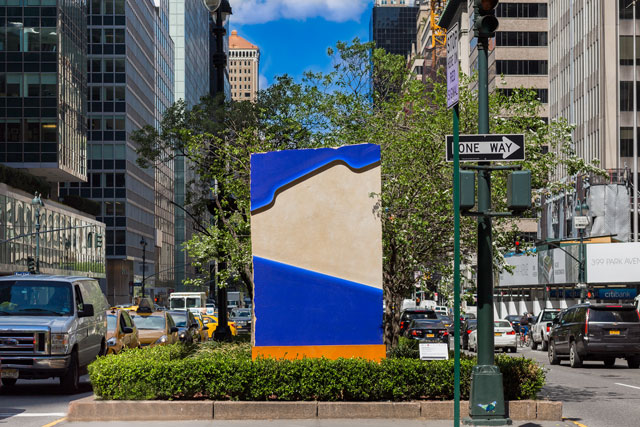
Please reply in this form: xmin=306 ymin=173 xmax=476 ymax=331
xmin=531 ymin=308 xmax=561 ymax=351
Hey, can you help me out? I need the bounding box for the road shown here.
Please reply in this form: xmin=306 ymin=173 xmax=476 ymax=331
xmin=2 ymin=344 xmax=639 ymax=427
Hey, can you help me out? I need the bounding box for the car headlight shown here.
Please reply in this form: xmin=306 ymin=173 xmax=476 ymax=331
xmin=179 ymin=332 xmax=186 ymax=339
xmin=155 ymin=335 xmax=168 ymax=344
xmin=107 ymin=337 xmax=117 ymax=347
xmin=51 ymin=333 xmax=70 ymax=355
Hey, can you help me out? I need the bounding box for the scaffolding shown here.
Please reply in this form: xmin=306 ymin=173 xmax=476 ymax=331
xmin=424 ymin=0 xmax=448 ymax=82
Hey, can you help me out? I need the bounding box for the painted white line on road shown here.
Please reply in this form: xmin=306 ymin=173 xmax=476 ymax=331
xmin=0 ymin=413 xmax=66 ymax=417
xmin=615 ymin=382 xmax=640 ymax=390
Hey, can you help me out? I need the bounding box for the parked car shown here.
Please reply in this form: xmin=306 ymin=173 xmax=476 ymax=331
xmin=168 ymin=310 xmax=200 ymax=344
xmin=504 ymin=314 xmax=522 ymax=333
xmin=460 ymin=318 xmax=478 ymax=350
xmin=400 ymin=309 xmax=439 ymax=335
xmin=548 ymin=303 xmax=640 ymax=368
xmin=405 ymin=319 xmax=450 ymax=346
xmin=230 ymin=308 xmax=252 ymax=335
xmin=106 ymin=309 xmax=139 ymax=354
xmin=130 ymin=308 xmax=179 ymax=348
xmin=0 ymin=275 xmax=109 ymax=392
xmin=469 ymin=320 xmax=518 ymax=353
xmin=531 ymin=308 xmax=561 ymax=351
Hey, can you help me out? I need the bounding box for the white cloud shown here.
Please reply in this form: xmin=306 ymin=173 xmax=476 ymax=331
xmin=228 ymin=0 xmax=370 ymax=25
xmin=259 ymin=74 xmax=269 ymax=90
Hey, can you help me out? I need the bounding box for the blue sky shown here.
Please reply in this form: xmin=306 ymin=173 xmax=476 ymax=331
xmin=228 ymin=0 xmax=375 ymax=89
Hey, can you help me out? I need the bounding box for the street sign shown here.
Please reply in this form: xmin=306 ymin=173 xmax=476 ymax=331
xmin=446 ymin=23 xmax=459 ymax=109
xmin=574 ymin=216 xmax=590 ymax=229
xmin=446 ymin=134 xmax=525 ymax=162
xmin=419 ymin=343 xmax=449 ymax=360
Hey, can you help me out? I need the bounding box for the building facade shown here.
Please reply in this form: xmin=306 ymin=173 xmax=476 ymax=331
xmin=371 ymin=0 xmax=419 ymax=58
xmin=229 ymin=30 xmax=259 ymax=102
xmin=169 ymin=0 xmax=210 ymax=290
xmin=0 ymin=0 xmax=88 ymax=183
xmin=58 ymin=0 xmax=175 ymax=305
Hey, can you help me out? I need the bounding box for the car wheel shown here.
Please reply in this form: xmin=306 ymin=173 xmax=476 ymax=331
xmin=1 ymin=378 xmax=17 ymax=387
xmin=603 ymin=357 xmax=615 ymax=368
xmin=548 ymin=340 xmax=560 ymax=365
xmin=569 ymin=342 xmax=583 ymax=368
xmin=541 ymin=339 xmax=548 ymax=351
xmin=531 ymin=339 xmax=538 ymax=351
xmin=511 ymin=347 xmax=517 ymax=353
xmin=60 ymin=350 xmax=80 ymax=394
xmin=627 ymin=356 xmax=640 ymax=369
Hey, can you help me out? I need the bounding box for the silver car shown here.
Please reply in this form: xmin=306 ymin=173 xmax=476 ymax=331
xmin=0 ymin=275 xmax=109 ymax=393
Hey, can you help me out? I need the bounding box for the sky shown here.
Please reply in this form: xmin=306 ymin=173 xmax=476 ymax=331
xmin=227 ymin=0 xmax=376 ymax=89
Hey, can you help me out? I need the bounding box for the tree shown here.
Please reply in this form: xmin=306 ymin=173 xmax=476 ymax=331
xmin=133 ymin=39 xmax=602 ymax=349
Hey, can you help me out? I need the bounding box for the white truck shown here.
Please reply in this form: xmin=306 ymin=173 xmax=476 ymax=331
xmin=530 ymin=308 xmax=561 ymax=351
xmin=169 ymin=292 xmax=207 ymax=314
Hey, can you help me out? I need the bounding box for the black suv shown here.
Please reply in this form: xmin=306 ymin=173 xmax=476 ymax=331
xmin=399 ymin=309 xmax=438 ymax=334
xmin=548 ymin=303 xmax=640 ymax=368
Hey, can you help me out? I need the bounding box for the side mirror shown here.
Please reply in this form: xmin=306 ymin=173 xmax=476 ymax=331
xmin=122 ymin=327 xmax=134 ymax=334
xmin=170 ymin=326 xmax=179 ymax=333
xmin=202 ymin=325 xmax=209 ymax=330
xmin=191 ymin=323 xmax=199 ymax=329
xmin=79 ymin=304 xmax=94 ymax=318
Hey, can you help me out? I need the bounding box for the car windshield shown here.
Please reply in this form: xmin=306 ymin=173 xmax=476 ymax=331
xmin=506 ymin=316 xmax=520 ymax=322
xmin=494 ymin=320 xmax=512 ymax=328
xmin=466 ymin=320 xmax=478 ymax=328
xmin=132 ymin=315 xmax=166 ymax=330
xmin=107 ymin=314 xmax=117 ymax=331
xmin=170 ymin=312 xmax=188 ymax=327
xmin=541 ymin=311 xmax=559 ymax=321
xmin=589 ymin=308 xmax=639 ymax=323
xmin=0 ymin=280 xmax=73 ymax=316
xmin=232 ymin=310 xmax=251 ymax=318
xmin=436 ymin=314 xmax=452 ymax=322
xmin=412 ymin=320 xmax=441 ymax=328
xmin=407 ymin=311 xmax=438 ymax=320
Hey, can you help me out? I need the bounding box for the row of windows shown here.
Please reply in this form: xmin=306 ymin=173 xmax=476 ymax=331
xmin=496 ymin=60 xmax=548 ymax=75
xmin=230 ymin=68 xmax=253 ymax=74
xmin=496 ymin=3 xmax=547 ymax=18
xmin=495 ymin=31 xmax=548 ymax=47
xmin=90 ymin=28 xmax=125 ymax=44
xmin=230 ymin=76 xmax=251 ymax=82
xmin=0 ymin=26 xmax=57 ymax=52
xmin=0 ymin=119 xmax=55 ymax=142
xmin=229 ymin=51 xmax=257 ymax=58
xmin=88 ymin=73 xmax=126 ymax=84
xmin=88 ymin=116 xmax=125 ymax=131
xmin=89 ymin=0 xmax=125 ymax=15
xmin=87 ymin=15 xmax=125 ymax=26
xmin=497 ymin=88 xmax=548 ymax=104
xmin=64 ymin=172 xmax=126 ymax=188
xmin=0 ymin=72 xmax=55 ymax=97
xmin=90 ymin=85 xmax=125 ymax=101
xmin=89 ymin=44 xmax=126 ymax=55
xmin=230 ymin=60 xmax=255 ymax=66
xmin=0 ymin=5 xmax=56 ymax=15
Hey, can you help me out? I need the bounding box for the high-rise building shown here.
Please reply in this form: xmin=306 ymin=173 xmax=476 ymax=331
xmin=371 ymin=0 xmax=419 ymax=58
xmin=229 ymin=30 xmax=260 ymax=102
xmin=58 ymin=0 xmax=175 ymax=305
xmin=169 ymin=0 xmax=210 ymax=289
xmin=0 ymin=0 xmax=87 ymax=183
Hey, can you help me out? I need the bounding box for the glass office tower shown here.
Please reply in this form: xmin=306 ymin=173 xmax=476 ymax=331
xmin=370 ymin=1 xmax=419 ymax=58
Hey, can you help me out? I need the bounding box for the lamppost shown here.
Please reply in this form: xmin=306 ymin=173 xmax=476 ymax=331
xmin=202 ymin=0 xmax=232 ymax=97
xmin=31 ymin=192 xmax=44 ymax=274
xmin=574 ymin=200 xmax=590 ymax=302
xmin=140 ymin=237 xmax=147 ymax=298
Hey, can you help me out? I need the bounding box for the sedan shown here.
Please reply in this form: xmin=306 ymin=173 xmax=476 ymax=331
xmin=130 ymin=311 xmax=179 ymax=347
xmin=405 ymin=319 xmax=450 ymax=345
xmin=468 ymin=320 xmax=518 ymax=353
xmin=168 ymin=310 xmax=201 ymax=343
xmin=106 ymin=309 xmax=139 ymax=354
xmin=504 ymin=314 xmax=521 ymax=333
xmin=230 ymin=308 xmax=252 ymax=334
xmin=436 ymin=313 xmax=454 ymax=335
xmin=460 ymin=319 xmax=478 ymax=350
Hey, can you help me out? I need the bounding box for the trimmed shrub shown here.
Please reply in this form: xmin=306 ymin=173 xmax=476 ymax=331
xmin=88 ymin=343 xmax=545 ymax=402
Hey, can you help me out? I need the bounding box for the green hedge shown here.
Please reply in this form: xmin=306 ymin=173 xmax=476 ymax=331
xmin=88 ymin=343 xmax=545 ymax=402
xmin=0 ymin=164 xmax=50 ymax=197
xmin=60 ymin=194 xmax=101 ymax=216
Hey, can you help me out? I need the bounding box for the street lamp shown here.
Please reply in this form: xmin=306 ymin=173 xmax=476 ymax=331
xmin=31 ymin=192 xmax=44 ymax=274
xmin=574 ymin=200 xmax=590 ymax=301
xmin=140 ymin=237 xmax=147 ymax=298
xmin=203 ymin=0 xmax=232 ymax=97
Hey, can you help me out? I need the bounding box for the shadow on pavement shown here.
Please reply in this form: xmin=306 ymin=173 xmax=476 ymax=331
xmin=0 ymin=408 xmax=25 ymax=421
xmin=540 ymin=384 xmax=597 ymax=403
xmin=0 ymin=379 xmax=92 ymax=396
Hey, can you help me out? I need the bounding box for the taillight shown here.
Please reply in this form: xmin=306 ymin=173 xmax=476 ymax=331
xmin=400 ymin=321 xmax=406 ymax=329
xmin=506 ymin=331 xmax=515 ymax=335
xmin=466 ymin=329 xmax=471 ymax=335
xmin=411 ymin=330 xmax=418 ymax=336
xmin=585 ymin=308 xmax=590 ymax=335
xmin=439 ymin=330 xmax=449 ymax=336
xmin=546 ymin=325 xmax=550 ymax=332
xmin=637 ymin=310 xmax=640 ymax=322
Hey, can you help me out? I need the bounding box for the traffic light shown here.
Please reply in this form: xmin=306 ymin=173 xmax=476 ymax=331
xmin=514 ymin=236 xmax=522 ymax=254
xmin=27 ymin=256 xmax=36 ymax=273
xmin=474 ymin=0 xmax=499 ymax=38
xmin=96 ymin=233 xmax=103 ymax=248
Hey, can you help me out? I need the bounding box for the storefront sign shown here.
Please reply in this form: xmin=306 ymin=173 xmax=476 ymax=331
xmin=587 ymin=242 xmax=640 ymax=284
xmin=596 ymin=288 xmax=637 ymax=300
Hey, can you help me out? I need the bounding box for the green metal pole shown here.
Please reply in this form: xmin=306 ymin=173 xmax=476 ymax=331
xmin=465 ymin=36 xmax=510 ymax=426
xmin=35 ymin=206 xmax=40 ymax=274
xmin=453 ymin=103 xmax=461 ymax=427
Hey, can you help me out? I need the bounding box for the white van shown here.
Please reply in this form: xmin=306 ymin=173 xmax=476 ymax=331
xmin=169 ymin=292 xmax=207 ymax=314
xmin=434 ymin=306 xmax=449 ymax=316
xmin=0 ymin=274 xmax=109 ymax=392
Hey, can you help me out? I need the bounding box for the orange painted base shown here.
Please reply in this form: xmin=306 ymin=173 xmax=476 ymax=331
xmin=252 ymin=344 xmax=386 ymax=361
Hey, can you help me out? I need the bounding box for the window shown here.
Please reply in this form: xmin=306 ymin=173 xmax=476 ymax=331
xmin=496 ymin=3 xmax=547 ymax=18
xmin=620 ymin=36 xmax=640 ymax=65
xmin=496 ymin=60 xmax=548 ymax=75
xmin=495 ymin=32 xmax=548 ymax=47
xmin=620 ymin=127 xmax=640 ymax=157
xmin=620 ymin=0 xmax=640 ymax=20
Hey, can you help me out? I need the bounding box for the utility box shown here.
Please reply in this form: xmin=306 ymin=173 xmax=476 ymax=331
xmin=507 ymin=170 xmax=532 ymax=212
xmin=460 ymin=170 xmax=476 ymax=211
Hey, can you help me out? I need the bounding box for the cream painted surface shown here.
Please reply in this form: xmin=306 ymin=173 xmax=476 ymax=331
xmin=251 ymin=164 xmax=382 ymax=289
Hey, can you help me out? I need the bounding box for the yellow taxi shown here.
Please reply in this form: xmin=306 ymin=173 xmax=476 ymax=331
xmin=202 ymin=315 xmax=237 ymax=339
xmin=194 ymin=314 xmax=209 ymax=342
xmin=106 ymin=309 xmax=140 ymax=354
xmin=130 ymin=302 xmax=179 ymax=347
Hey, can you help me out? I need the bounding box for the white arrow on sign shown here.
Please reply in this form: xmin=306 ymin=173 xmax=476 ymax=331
xmin=457 ymin=136 xmax=520 ymax=159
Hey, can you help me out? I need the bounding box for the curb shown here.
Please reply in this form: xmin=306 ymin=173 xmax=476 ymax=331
xmin=67 ymin=397 xmax=563 ymax=421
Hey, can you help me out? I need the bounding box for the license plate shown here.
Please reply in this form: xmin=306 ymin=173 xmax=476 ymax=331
xmin=609 ymin=330 xmax=620 ymax=335
xmin=426 ymin=334 xmax=435 ymax=338
xmin=494 ymin=332 xmax=502 ymax=336
xmin=1 ymin=369 xmax=18 ymax=379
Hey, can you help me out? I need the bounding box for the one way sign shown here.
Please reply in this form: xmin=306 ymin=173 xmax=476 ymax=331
xmin=446 ymin=134 xmax=525 ymax=162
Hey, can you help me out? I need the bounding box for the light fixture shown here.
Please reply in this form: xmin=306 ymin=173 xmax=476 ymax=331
xmin=202 ymin=0 xmax=221 ymax=12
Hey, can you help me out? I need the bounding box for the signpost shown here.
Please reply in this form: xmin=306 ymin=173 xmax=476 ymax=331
xmin=447 ymin=23 xmax=459 ymax=109
xmin=446 ymin=134 xmax=525 ymax=162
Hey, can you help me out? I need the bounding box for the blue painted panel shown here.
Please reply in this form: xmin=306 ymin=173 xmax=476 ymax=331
xmin=253 ymin=256 xmax=383 ymax=347
xmin=250 ymin=144 xmax=380 ymax=211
